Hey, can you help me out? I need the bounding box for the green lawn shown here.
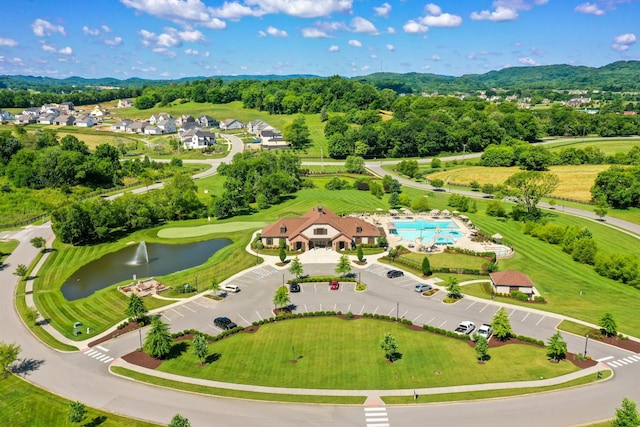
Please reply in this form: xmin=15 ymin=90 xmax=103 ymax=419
xmin=157 ymin=221 xmax=267 ymax=238
xmin=0 ymin=375 xmax=160 ymax=427
xmin=400 ymin=251 xmax=490 ymax=271
xmin=0 ymin=239 xmax=19 ymax=263
xmin=157 ymin=317 xmax=578 ymax=390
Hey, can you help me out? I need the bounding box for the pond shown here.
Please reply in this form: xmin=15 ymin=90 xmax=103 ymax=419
xmin=61 ymin=239 xmax=231 ymax=301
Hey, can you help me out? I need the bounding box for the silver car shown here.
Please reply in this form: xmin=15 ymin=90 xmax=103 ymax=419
xmin=415 ymin=283 xmax=433 ymax=292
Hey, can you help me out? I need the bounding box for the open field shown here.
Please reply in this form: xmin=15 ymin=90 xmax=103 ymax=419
xmin=158 ymin=317 xmax=579 ymax=389
xmin=544 ymin=138 xmax=640 ymax=154
xmin=400 ymin=251 xmax=490 ymax=271
xmin=0 ymin=375 xmax=160 ymax=427
xmin=157 ymin=221 xmax=268 ymax=238
xmin=426 ymin=165 xmax=610 ymax=202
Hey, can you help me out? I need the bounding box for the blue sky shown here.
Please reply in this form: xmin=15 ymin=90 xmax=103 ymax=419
xmin=0 ymin=0 xmax=638 ymax=79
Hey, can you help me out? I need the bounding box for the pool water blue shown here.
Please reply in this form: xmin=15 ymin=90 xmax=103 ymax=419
xmin=391 ymin=219 xmax=464 ymax=243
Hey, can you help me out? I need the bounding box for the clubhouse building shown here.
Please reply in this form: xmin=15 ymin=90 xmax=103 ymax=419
xmin=260 ymin=206 xmax=381 ymax=251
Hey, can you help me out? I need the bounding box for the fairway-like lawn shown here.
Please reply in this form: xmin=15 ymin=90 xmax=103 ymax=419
xmin=0 ymin=239 xmax=19 ymax=263
xmin=158 ymin=317 xmax=578 ymax=390
xmin=400 ymin=251 xmax=489 ymax=271
xmin=0 ymin=375 xmax=160 ymax=427
xmin=157 ymin=221 xmax=268 ymax=238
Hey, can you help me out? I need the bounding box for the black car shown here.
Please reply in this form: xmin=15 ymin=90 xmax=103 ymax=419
xmin=386 ymin=269 xmax=404 ymax=279
xmin=214 ymin=317 xmax=237 ymax=330
xmin=289 ymin=282 xmax=300 ymax=293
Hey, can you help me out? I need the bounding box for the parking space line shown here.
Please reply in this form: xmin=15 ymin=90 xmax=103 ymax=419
xmin=427 ymin=317 xmax=435 ymax=324
xmin=439 ymin=320 xmax=448 ymax=328
xmin=237 ymin=314 xmax=251 ymax=326
xmin=521 ymin=312 xmax=530 ymax=322
xmin=170 ymin=308 xmax=184 ymax=317
xmin=304 ymin=305 xmax=309 ymax=313
xmin=255 ymin=311 xmax=263 ymax=321
xmin=182 ymin=305 xmax=196 ymax=313
xmin=314 ymin=284 xmax=317 ymax=292
xmin=465 ymin=301 xmax=476 ymax=310
xmin=479 ymin=304 xmax=489 ymax=313
xmin=334 ymin=304 xmax=337 ymax=311
xmin=359 ymin=305 xmax=365 ymax=315
xmin=161 ymin=313 xmax=171 ymax=321
xmin=373 ymin=306 xmax=379 ymax=314
xmin=347 ymin=304 xmax=351 ymax=313
xmin=508 ymin=309 xmax=516 ymax=319
xmin=401 ymin=310 xmax=409 ymax=319
xmin=319 ymin=304 xmax=322 ymax=311
xmin=536 ymin=315 xmax=546 ymax=326
xmin=387 ymin=307 xmax=395 ymax=316
xmin=413 ymin=313 xmax=423 ymax=323
xmin=192 ymin=300 xmax=209 ymax=308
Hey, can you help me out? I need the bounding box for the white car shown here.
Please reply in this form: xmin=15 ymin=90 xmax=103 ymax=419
xmin=454 ymin=321 xmax=476 ymax=335
xmin=221 ymin=284 xmax=240 ymax=293
xmin=473 ymin=324 xmax=493 ymax=341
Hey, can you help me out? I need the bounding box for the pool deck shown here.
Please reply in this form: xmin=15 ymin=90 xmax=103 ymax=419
xmin=363 ymin=212 xmax=513 ymax=258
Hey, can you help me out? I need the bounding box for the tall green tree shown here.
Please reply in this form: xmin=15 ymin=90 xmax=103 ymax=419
xmin=546 ymin=332 xmax=568 ymax=362
xmin=379 ymin=333 xmax=399 ymax=362
xmin=144 ymin=317 xmax=172 ymax=359
xmin=357 ymin=245 xmax=364 ymax=262
xmin=612 ymin=397 xmax=640 ymax=427
xmin=283 ymin=116 xmax=311 ymax=148
xmin=29 ymin=236 xmax=46 ymax=252
xmin=421 ymin=256 xmax=432 ymax=276
xmin=599 ymin=312 xmax=617 ymax=337
xmin=168 ymin=414 xmax=192 ymax=427
xmin=289 ymin=256 xmax=304 ymax=278
xmin=475 ymin=335 xmax=489 ymax=362
xmin=13 ymin=264 xmax=27 ymax=278
xmin=504 ymin=171 xmax=559 ymax=218
xmin=67 ymin=401 xmax=87 ymax=424
xmin=335 ymin=254 xmax=352 ymax=277
xmin=278 ymin=245 xmax=287 ymax=263
xmin=125 ymin=294 xmax=148 ymax=324
xmin=273 ymin=285 xmax=291 ymax=311
xmin=446 ymin=277 xmax=462 ymax=299
xmin=0 ymin=341 xmax=21 ymax=377
xmin=211 ymin=279 xmax=220 ymax=296
xmin=492 ymin=307 xmax=513 ymax=341
xmin=192 ymin=334 xmax=208 ymax=365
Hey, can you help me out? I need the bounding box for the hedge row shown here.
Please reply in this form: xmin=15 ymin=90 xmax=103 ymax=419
xmin=361 ymin=312 xmax=413 ymax=325
xmin=422 ymin=324 xmax=470 ymax=341
xmin=171 ymin=326 xmax=243 ymax=343
xmin=289 ymin=276 xmax=356 ymax=283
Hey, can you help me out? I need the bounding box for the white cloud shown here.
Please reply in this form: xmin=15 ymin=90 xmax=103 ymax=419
xmin=266 ymin=26 xmax=288 ymax=37
xmin=328 ymin=45 xmax=339 ymax=52
xmin=426 ymin=3 xmax=441 ymax=15
xmin=470 ymin=6 xmax=518 ymax=21
xmin=575 ymin=2 xmax=605 ymax=15
xmin=32 ymin=19 xmax=66 ymax=37
xmin=185 ymin=48 xmax=200 ymax=55
xmin=157 ymin=32 xmax=181 ymax=47
xmin=467 ymin=51 xmax=477 ymax=60
xmin=105 ymin=37 xmax=123 ymax=46
xmin=387 ymin=26 xmax=395 ymax=34
xmin=612 ymin=33 xmax=636 ymax=51
xmin=374 ymin=2 xmax=391 ymax=18
xmin=102 ymin=25 xmax=112 ymax=33
xmin=121 ymin=0 xmax=227 ymax=29
xmin=179 ymin=29 xmax=205 ymax=42
xmin=153 ymin=47 xmax=178 ymax=57
xmin=131 ymin=65 xmax=157 ymax=73
xmin=386 ymin=44 xmax=395 ymax=51
xmin=58 ymin=46 xmax=73 ymax=55
xmin=301 ymin=28 xmax=330 ymax=38
xmin=422 ymin=12 xmax=462 ymax=27
xmin=258 ymin=30 xmax=267 ymax=37
xmin=41 ymin=43 xmax=57 ymax=53
xmin=243 ymin=0 xmax=354 ymax=18
xmin=0 ymin=56 xmax=25 ymax=66
xmin=83 ymin=26 xmax=101 ymax=36
xmin=316 ymin=21 xmax=348 ymax=32
xmin=518 ymin=57 xmax=537 ymax=65
xmin=139 ymin=27 xmax=205 ymax=49
xmin=348 ymin=39 xmax=362 ymax=47
xmin=403 ymin=20 xmax=428 ymax=34
xmin=361 ymin=65 xmax=370 ymax=71
xmin=351 ymin=17 xmax=378 ymax=34
xmin=431 ymin=54 xmax=441 ymax=61
xmin=0 ymin=37 xmax=18 ymax=47
xmin=370 ymin=54 xmax=377 ymax=59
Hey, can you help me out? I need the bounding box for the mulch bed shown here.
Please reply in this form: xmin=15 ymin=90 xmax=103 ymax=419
xmin=88 ymin=321 xmax=141 ymax=347
xmin=588 ymin=333 xmax=640 ymax=353
xmin=121 ymin=350 xmax=163 ymax=369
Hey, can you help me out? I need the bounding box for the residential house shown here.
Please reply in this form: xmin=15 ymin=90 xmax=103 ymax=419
xmin=176 ymin=114 xmax=195 ymax=128
xmin=0 ymin=110 xmax=15 ymax=121
xmin=489 ymin=271 xmax=537 ymax=297
xmin=259 ymin=129 xmax=289 ymax=150
xmin=180 ymin=129 xmax=215 ymax=149
xmin=156 ymin=118 xmax=177 ymax=134
xmin=54 ymin=115 xmax=76 ymax=126
xmin=117 ymin=99 xmax=134 ymax=108
xmin=91 ymin=105 xmax=108 ymax=117
xmin=127 ymin=121 xmax=150 ymax=134
xmin=196 ymin=115 xmax=218 ymax=128
xmin=40 ymin=104 xmax=60 ymax=115
xmin=149 ymin=113 xmax=172 ymax=125
xmin=247 ymin=119 xmax=269 ymax=134
xmin=111 ymin=119 xmax=133 ymax=132
xmin=144 ymin=125 xmax=163 ymax=135
xmin=60 ymin=101 xmax=75 ymax=113
xmin=14 ymin=114 xmax=37 ymax=125
xmin=38 ymin=114 xmax=57 ymax=125
xmin=219 ymin=118 xmax=244 ymax=130
xmin=260 ymin=206 xmax=381 ymax=251
xmin=75 ymin=115 xmax=97 ymax=127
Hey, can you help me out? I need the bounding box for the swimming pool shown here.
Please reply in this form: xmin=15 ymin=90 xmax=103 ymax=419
xmin=390 ymin=219 xmax=465 ymax=244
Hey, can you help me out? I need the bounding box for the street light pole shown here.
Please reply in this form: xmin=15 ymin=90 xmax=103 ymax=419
xmin=138 ymin=326 xmax=143 ymax=351
xmin=584 ymin=334 xmax=589 ymax=357
xmin=396 ymin=302 xmax=399 ymax=322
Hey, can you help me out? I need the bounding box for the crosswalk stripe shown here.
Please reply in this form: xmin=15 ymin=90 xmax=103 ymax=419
xmin=366 ymin=417 xmax=389 ymax=422
xmin=85 ymin=349 xmax=97 ymax=356
xmin=97 ymin=355 xmax=110 ymax=361
xmin=609 ymin=361 xmax=621 ymax=367
xmin=622 ymin=357 xmax=635 ymax=363
xmin=618 ymin=359 xmax=629 ymax=365
xmin=630 ymin=355 xmax=640 ymax=361
xmin=91 ymin=353 xmax=102 ymax=358
xmin=96 ymin=345 xmax=109 ymax=352
xmin=103 ymin=357 xmax=114 ymax=363
xmin=366 ymin=423 xmax=390 ymax=427
xmin=596 ymin=356 xmax=613 ymax=362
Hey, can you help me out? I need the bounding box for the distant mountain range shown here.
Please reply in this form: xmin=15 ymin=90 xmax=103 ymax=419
xmin=2 ymin=61 xmax=639 ymax=93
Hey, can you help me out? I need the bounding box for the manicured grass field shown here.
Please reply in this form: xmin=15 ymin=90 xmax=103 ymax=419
xmin=0 ymin=375 xmax=160 ymax=427
xmin=157 ymin=221 xmax=267 ymax=238
xmin=400 ymin=251 xmax=490 ymax=271
xmin=545 ymin=138 xmax=640 ymax=155
xmin=158 ymin=317 xmax=578 ymax=390
xmin=0 ymin=239 xmax=19 ymax=263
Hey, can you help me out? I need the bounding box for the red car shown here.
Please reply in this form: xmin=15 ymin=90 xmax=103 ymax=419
xmin=330 ymin=280 xmax=339 ymax=290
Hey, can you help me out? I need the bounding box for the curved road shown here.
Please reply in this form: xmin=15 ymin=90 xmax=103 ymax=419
xmin=2 ymin=135 xmax=640 ymax=426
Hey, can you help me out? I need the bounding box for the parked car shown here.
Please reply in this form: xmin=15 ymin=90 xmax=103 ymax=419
xmin=415 ymin=283 xmax=433 ymax=293
xmin=220 ymin=284 xmax=240 ymax=293
xmin=289 ymin=282 xmax=300 ymax=293
xmin=386 ymin=270 xmax=404 ymax=279
xmin=214 ymin=317 xmax=237 ymax=330
xmin=329 ymin=280 xmax=339 ymax=290
xmin=454 ymin=321 xmax=476 ymax=335
xmin=473 ymin=324 xmax=493 ymax=341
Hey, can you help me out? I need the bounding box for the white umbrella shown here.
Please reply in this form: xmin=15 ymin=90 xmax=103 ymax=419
xmin=492 ymin=233 xmax=503 ymax=240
